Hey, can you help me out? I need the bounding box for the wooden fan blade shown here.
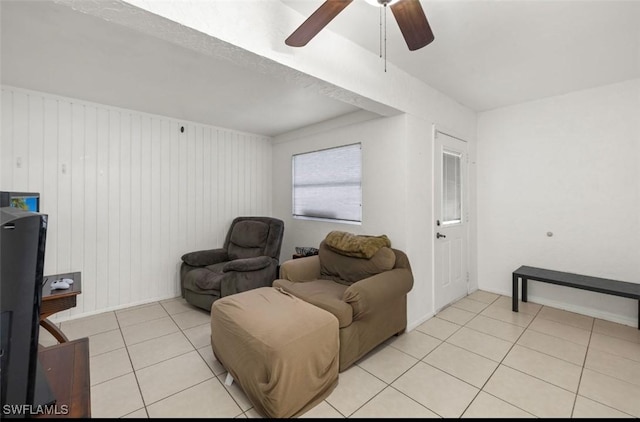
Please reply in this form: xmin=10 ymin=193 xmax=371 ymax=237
xmin=285 ymin=0 xmax=353 ymax=47
xmin=390 ymin=0 xmax=434 ymax=51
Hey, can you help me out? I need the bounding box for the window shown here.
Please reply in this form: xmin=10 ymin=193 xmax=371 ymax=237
xmin=442 ymin=150 xmax=462 ymax=225
xmin=292 ymin=143 xmax=362 ymax=223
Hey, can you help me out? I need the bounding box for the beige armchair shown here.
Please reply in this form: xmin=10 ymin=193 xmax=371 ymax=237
xmin=273 ymin=239 xmax=413 ymax=372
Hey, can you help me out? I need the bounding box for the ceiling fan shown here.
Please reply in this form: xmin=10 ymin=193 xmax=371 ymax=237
xmin=285 ymin=0 xmax=435 ymax=52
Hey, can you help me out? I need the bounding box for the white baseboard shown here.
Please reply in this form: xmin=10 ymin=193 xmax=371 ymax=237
xmin=49 ymin=294 xmax=182 ymax=323
xmin=477 ymin=286 xmax=637 ymax=329
xmin=407 ymin=312 xmax=435 ymax=332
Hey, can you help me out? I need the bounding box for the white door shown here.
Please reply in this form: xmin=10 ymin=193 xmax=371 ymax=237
xmin=434 ymin=130 xmax=469 ymax=312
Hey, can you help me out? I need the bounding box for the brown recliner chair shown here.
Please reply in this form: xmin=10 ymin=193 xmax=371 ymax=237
xmin=273 ymin=235 xmax=413 ymax=372
xmin=180 ymin=216 xmax=284 ymax=311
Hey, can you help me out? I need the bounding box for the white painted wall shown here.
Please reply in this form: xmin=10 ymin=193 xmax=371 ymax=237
xmin=0 ymin=86 xmax=273 ymax=321
xmin=273 ymin=115 xmax=411 ymax=316
xmin=52 ymin=0 xmax=481 ymax=329
xmin=2 ymin=0 xmax=480 ymax=330
xmin=273 ymin=115 xmax=408 ymax=254
xmin=273 ymin=108 xmax=477 ymax=331
xmin=477 ymin=79 xmax=640 ymax=327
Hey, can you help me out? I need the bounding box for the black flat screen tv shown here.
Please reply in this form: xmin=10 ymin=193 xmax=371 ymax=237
xmin=0 ymin=192 xmax=40 ymax=213
xmin=0 ymin=207 xmax=53 ymax=417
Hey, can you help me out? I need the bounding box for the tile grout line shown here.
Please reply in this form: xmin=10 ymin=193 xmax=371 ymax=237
xmin=418 ymin=294 xmax=501 ymax=417
xmin=414 ymin=315 xmax=465 ymax=341
xmin=462 ymin=303 xmax=596 ymax=351
xmin=82 ymin=293 xmax=637 ymax=418
xmin=570 ymin=317 xmax=595 ymax=418
xmin=444 ymin=299 xmax=521 ymax=346
xmin=213 ymin=369 xmax=253 ymax=415
xmin=175 ymin=305 xmax=249 ymax=417
xmin=401 ymin=293 xmax=506 ymax=417
xmin=335 ymin=300 xmax=477 ymax=418
xmin=353 ymin=328 xmax=461 ymax=417
xmin=352 ymin=356 xmax=436 ymax=418
xmin=320 ymin=398 xmax=343 ymax=418
xmin=513 ymin=333 xmax=587 ymax=367
xmin=67 ymin=300 xmax=281 ymax=417
xmin=104 ymin=300 xmax=216 ymax=417
xmin=572 ymin=327 xmax=640 ymax=418
xmin=142 ymin=376 xmax=218 ymax=412
xmin=143 ymin=300 xmax=234 ymax=416
xmin=163 ymin=304 xmax=239 ymax=417
xmin=474 ymin=302 xmax=638 ymax=416
xmin=116 ymin=307 xmax=149 ymax=418
xmin=458 ymin=295 xmax=542 ymax=417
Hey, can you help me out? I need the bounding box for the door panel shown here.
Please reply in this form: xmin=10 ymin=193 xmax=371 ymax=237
xmin=434 ymin=131 xmax=469 ymax=312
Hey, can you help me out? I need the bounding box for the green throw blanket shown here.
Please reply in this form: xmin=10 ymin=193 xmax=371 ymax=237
xmin=324 ymin=231 xmax=391 ymax=259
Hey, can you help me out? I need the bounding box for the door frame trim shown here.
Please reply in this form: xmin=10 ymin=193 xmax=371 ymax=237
xmin=435 ymin=129 xmax=468 ymax=144
xmin=432 ymin=124 xmax=471 ymax=313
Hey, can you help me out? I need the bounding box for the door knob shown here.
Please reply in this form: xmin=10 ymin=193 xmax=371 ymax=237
xmin=436 ymin=232 xmax=446 ymax=239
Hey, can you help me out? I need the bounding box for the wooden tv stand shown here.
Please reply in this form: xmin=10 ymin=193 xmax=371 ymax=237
xmin=36 ymin=338 xmax=91 ymax=418
xmin=41 ymin=272 xmax=82 ymax=343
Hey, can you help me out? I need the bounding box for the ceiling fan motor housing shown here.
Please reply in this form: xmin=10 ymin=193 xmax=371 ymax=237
xmin=365 ymin=0 xmax=399 ymax=6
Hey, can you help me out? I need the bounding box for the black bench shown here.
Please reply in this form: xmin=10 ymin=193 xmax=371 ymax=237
xmin=512 ymin=265 xmax=640 ymax=329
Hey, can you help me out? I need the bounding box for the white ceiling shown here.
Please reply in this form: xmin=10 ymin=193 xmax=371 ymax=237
xmin=0 ymin=0 xmax=361 ymax=137
xmin=2 ymin=0 xmax=639 ymax=137
xmin=283 ymin=0 xmax=640 ymax=111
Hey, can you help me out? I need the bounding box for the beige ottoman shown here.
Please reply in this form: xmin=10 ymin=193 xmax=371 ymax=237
xmin=210 ymin=287 xmax=339 ymax=418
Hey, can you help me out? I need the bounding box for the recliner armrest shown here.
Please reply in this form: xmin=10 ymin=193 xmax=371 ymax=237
xmin=181 ymin=248 xmax=228 ymax=267
xmin=342 ymin=268 xmax=413 ymax=320
xmin=223 ymin=256 xmax=272 ymax=273
xmin=278 ymin=256 xmax=321 ymax=282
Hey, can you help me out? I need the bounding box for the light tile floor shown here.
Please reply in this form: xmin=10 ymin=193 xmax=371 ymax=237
xmin=39 ymin=290 xmax=640 ymax=418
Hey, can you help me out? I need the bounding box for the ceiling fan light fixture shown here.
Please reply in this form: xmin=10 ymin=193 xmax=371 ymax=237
xmin=364 ymin=0 xmax=401 ymax=7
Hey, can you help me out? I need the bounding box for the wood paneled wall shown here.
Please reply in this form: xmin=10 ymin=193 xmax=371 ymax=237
xmin=1 ymin=86 xmax=273 ymax=320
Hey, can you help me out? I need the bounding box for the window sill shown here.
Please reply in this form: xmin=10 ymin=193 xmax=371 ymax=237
xmin=293 ymin=215 xmax=362 ymax=226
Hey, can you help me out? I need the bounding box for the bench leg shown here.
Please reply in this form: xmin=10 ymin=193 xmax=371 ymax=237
xmin=512 ymin=274 xmax=519 ymax=312
xmin=522 ymin=278 xmax=528 ymax=303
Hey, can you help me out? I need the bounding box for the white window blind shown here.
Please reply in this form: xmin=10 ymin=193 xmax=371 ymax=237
xmin=292 ymin=143 xmax=362 ymax=222
xmin=442 ymin=151 xmax=462 ymax=224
